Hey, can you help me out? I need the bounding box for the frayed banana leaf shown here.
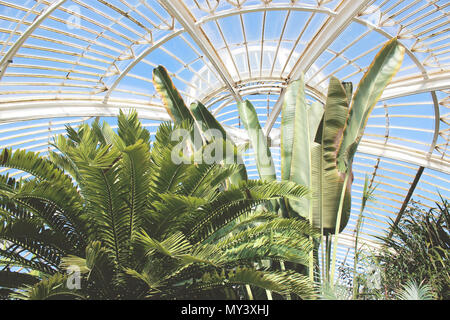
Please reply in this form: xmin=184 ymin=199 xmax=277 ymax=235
xmin=237 ymin=100 xmax=276 ymax=182
xmin=281 ymin=75 xmax=321 ymax=219
xmin=190 ymin=101 xmax=247 ymax=182
xmin=152 ymin=65 xmax=194 ymax=123
xmin=337 ymin=37 xmax=405 ymax=171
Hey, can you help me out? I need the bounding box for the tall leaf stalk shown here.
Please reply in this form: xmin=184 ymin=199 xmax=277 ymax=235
xmin=352 ymin=175 xmax=377 ymax=299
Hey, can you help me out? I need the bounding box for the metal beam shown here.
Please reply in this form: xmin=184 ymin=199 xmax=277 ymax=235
xmin=0 ymin=101 xmax=171 ymax=123
xmin=218 ymin=125 xmax=450 ymax=174
xmin=264 ymin=0 xmax=373 ymax=134
xmin=356 ymin=140 xmax=449 ymax=175
xmin=157 ymin=0 xmax=242 ymax=102
xmin=197 ymin=3 xmax=336 ymax=24
xmin=0 ymin=0 xmax=68 ymax=81
xmin=103 ymin=29 xmax=184 ymax=103
xmin=388 ymin=166 xmax=425 ymax=239
xmin=380 ymin=72 xmax=450 ymax=100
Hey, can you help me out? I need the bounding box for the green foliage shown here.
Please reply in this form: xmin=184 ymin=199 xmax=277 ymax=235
xmin=330 ymin=197 xmax=448 ymax=300
xmin=152 ymin=66 xmax=194 ymax=123
xmin=10 ymin=273 xmax=85 ymax=300
xmin=376 ymin=198 xmax=449 ymax=300
xmin=237 ymin=100 xmax=276 ymax=183
xmin=319 ymin=281 xmax=352 ymax=300
xmin=153 ymin=65 xmax=247 ymax=184
xmin=396 ymin=280 xmax=435 ymax=300
xmin=0 ymin=110 xmax=317 ymax=300
xmin=235 ymin=38 xmax=404 ymax=235
xmin=352 ymin=175 xmax=378 ymax=299
xmin=150 ymin=40 xmax=405 ymax=292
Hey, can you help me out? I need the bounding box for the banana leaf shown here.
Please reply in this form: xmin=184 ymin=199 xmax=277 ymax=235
xmin=280 ymin=75 xmax=314 ymax=219
xmin=152 ymin=65 xmax=194 ymax=123
xmin=152 ymin=67 xmax=247 ymax=183
xmin=318 ymin=77 xmax=353 ymax=232
xmin=190 ymin=101 xmax=248 ymax=182
xmin=153 ymin=65 xmax=204 ymax=150
xmin=237 ymin=100 xmax=276 ymax=182
xmin=308 ymin=101 xmax=324 ymax=143
xmin=190 ymin=101 xmax=227 ymax=141
xmin=317 ymin=38 xmax=404 ymax=233
xmin=337 ymin=37 xmax=405 ymax=171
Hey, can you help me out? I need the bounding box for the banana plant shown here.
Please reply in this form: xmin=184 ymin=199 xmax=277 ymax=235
xmin=237 ymin=38 xmax=404 ymax=234
xmin=152 ymin=65 xmax=247 ymax=183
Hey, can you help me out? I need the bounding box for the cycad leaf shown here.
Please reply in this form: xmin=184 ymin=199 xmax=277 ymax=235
xmin=187 ymin=180 xmax=309 ymax=242
xmin=137 ymin=231 xmax=192 ymax=258
xmin=117 ymin=109 xmax=151 ymax=146
xmin=0 ymin=271 xmax=40 ymax=289
xmin=120 ymin=140 xmax=151 ymax=241
xmin=227 ymin=268 xmax=316 ymax=299
xmin=0 ymin=149 xmax=73 ymax=189
xmin=10 ymin=273 xmax=85 ymax=300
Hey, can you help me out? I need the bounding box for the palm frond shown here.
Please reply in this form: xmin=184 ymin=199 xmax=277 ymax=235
xmin=184 ymin=268 xmax=316 ymax=300
xmin=0 ymin=270 xmax=40 ymax=289
xmin=180 ymin=163 xmax=241 ymax=199
xmin=0 ymin=218 xmax=75 ymax=266
xmin=396 ymin=280 xmax=435 ymax=300
xmin=117 ymin=109 xmax=151 ymax=146
xmin=150 ymin=193 xmax=206 ymax=238
xmin=0 ymin=149 xmax=73 ymax=188
xmin=0 ymin=247 xmax=56 ymax=275
xmin=148 ymin=122 xmax=190 ymax=196
xmin=119 ymin=140 xmax=151 ymax=242
xmin=186 ymin=181 xmax=310 ymax=242
xmin=319 ymin=282 xmax=352 ymax=300
xmin=10 ymin=273 xmax=85 ymax=300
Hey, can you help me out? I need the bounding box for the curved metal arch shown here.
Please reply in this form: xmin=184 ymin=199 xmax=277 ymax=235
xmin=195 ymin=3 xmax=337 ymax=24
xmin=191 ymin=0 xmax=445 ymax=155
xmin=263 ymin=0 xmax=373 ymax=134
xmin=0 ymin=0 xmax=445 ymax=168
xmin=102 ymin=1 xmax=340 ymax=107
xmin=216 ymin=125 xmax=450 ymax=174
xmin=0 ymin=0 xmax=68 ymax=81
xmin=208 ymin=83 xmax=325 ymax=117
xmin=200 ymin=71 xmax=449 ymax=120
xmin=261 ymin=9 xmax=443 ymax=168
xmin=0 ymin=100 xmax=170 ymax=123
xmin=157 ymin=0 xmax=243 ymax=102
xmin=103 ymin=29 xmax=184 ymax=103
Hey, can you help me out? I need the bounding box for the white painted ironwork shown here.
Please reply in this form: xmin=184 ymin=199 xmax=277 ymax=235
xmin=0 ymin=0 xmax=68 ymax=80
xmin=0 ymin=0 xmax=448 ymax=275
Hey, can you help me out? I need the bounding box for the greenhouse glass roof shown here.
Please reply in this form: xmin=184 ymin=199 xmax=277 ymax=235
xmin=0 ymin=0 xmax=449 ymax=266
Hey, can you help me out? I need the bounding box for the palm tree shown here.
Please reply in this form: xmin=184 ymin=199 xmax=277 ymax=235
xmin=0 ymin=111 xmax=318 ymax=300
